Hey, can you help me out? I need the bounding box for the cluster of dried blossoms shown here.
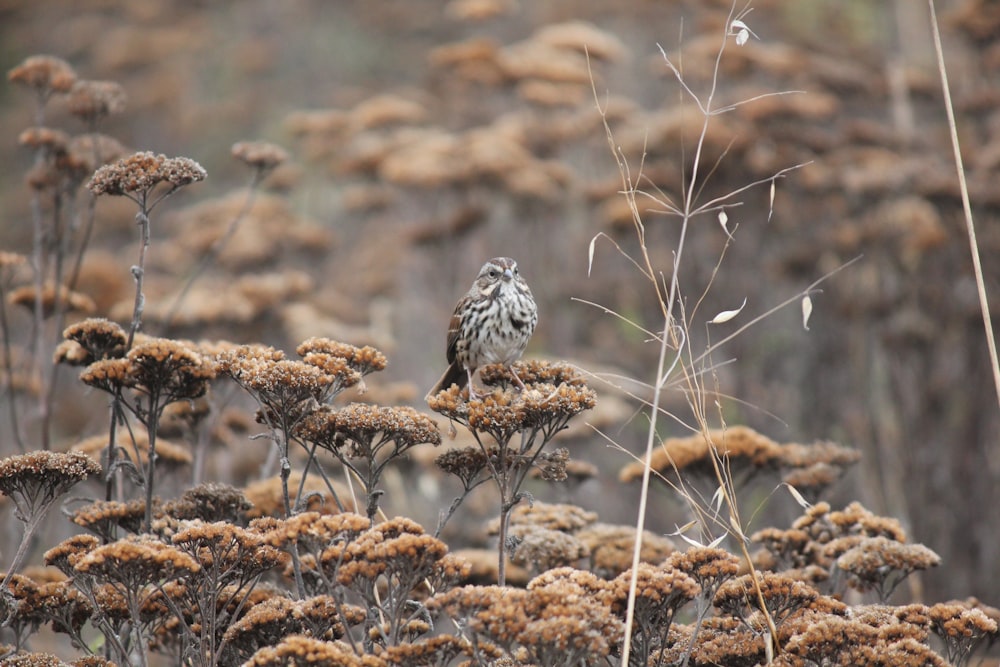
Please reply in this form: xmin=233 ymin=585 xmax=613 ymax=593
xmin=87 ymin=151 xmax=207 ymax=201
xmin=428 ymin=360 xmax=597 ymax=584
xmin=0 ymin=501 xmax=472 ymax=666
xmin=619 ymin=425 xmax=862 ymax=502
xmin=3 ymin=459 xmax=997 ymax=667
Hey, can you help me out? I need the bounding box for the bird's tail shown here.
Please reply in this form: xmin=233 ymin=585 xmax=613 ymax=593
xmin=426 ymin=362 xmax=467 ymax=401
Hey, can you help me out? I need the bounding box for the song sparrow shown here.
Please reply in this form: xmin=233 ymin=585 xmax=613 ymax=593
xmin=429 ymin=257 xmax=537 ymax=400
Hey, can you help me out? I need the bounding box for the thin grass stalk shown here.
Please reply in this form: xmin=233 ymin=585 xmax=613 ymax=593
xmin=0 ymin=273 xmax=26 ymax=453
xmin=927 ymin=0 xmax=1000 ymax=410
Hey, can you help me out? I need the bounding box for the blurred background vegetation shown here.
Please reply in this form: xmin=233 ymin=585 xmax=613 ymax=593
xmin=1 ymin=0 xmax=998 ymax=608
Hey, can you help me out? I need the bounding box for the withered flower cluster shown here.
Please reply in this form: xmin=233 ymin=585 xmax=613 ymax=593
xmin=7 ymin=55 xmax=76 ymax=110
xmin=66 ymin=80 xmax=127 ymax=126
xmin=232 ymin=140 xmax=290 ymax=174
xmin=430 ymin=568 xmax=624 ymax=666
xmin=752 ymin=501 xmax=940 ymax=602
xmin=619 ymin=425 xmax=860 ymax=502
xmin=295 ymin=403 xmax=440 ymax=519
xmin=428 ymin=360 xmax=596 ymax=585
xmin=0 ymin=451 xmax=100 ymax=523
xmin=87 ymin=151 xmax=206 ymax=200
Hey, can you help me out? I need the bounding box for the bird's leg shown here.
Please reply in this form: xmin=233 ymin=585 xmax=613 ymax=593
xmin=466 ymin=367 xmax=481 ymax=401
xmin=509 ymin=366 xmax=527 ymax=393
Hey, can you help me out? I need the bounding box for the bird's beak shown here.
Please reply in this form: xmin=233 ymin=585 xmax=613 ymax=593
xmin=503 ymin=268 xmax=514 ymax=281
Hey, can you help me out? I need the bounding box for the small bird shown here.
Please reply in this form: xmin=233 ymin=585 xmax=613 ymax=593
xmin=429 ymin=257 xmax=538 ymax=400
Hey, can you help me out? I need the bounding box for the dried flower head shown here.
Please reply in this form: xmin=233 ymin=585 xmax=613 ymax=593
xmin=508 ymin=525 xmax=589 ymax=573
xmin=161 ymin=483 xmax=252 ymax=523
xmin=429 ymin=585 xmax=531 ymax=648
xmin=18 ymin=127 xmax=70 ymax=155
xmin=430 ymin=379 xmax=595 ymax=446
xmin=71 ymin=432 xmax=192 ymax=469
xmin=7 ymin=55 xmax=77 ymax=97
xmin=71 ymin=499 xmax=147 ymax=541
xmin=8 ymin=284 xmax=96 ymax=318
xmin=297 ymin=403 xmax=441 ymax=457
xmin=232 ymin=140 xmax=290 ymax=172
xmin=171 ymin=520 xmax=283 ymax=583
xmin=60 ymin=318 xmax=127 ymax=365
xmin=435 ymin=446 xmax=491 ymax=490
xmin=482 ymin=360 xmax=589 ymax=388
xmin=928 ymin=601 xmax=999 ymax=666
xmin=67 ymin=80 xmax=126 ymax=123
xmin=619 ymin=425 xmax=783 ymax=483
xmin=836 ymin=536 xmax=941 ymax=602
xmin=297 ymin=337 xmax=388 ymax=377
xmin=716 ymin=573 xmax=826 ymax=630
xmin=517 ymin=571 xmax=624 ymax=665
xmin=88 ymin=151 xmax=206 ymax=198
xmin=33 ymin=579 xmax=93 ymax=640
xmin=43 ymin=535 xmax=101 ymax=577
xmin=244 ymin=635 xmax=386 ymax=666
xmin=73 ymin=535 xmax=201 ymax=587
xmin=606 ymin=562 xmax=699 ymax=662
xmin=488 ymin=501 xmax=597 ymax=535
xmin=221 ymin=595 xmax=364 ymax=664
xmin=123 ymin=338 xmax=216 ymax=401
xmin=0 ymin=251 xmax=28 ymax=270
xmin=3 ymin=651 xmax=73 ymax=666
xmin=243 ymin=472 xmax=355 ymax=519
xmin=67 ymin=133 xmax=128 ymax=171
xmin=666 ymin=546 xmax=741 ymax=599
xmin=216 ymin=345 xmax=337 ymax=426
xmin=575 ymin=523 xmax=676 ymax=577
xmin=295 ymin=404 xmax=440 ymax=518
xmin=335 ymin=517 xmax=449 ymax=596
xmin=0 ymin=451 xmax=100 ymax=522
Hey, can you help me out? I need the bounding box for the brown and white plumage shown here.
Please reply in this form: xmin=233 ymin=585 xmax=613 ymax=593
xmin=429 ymin=257 xmax=537 ymax=399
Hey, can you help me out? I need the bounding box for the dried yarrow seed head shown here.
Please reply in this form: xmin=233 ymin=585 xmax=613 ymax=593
xmin=575 ymin=523 xmax=676 ymax=577
xmin=231 ymin=140 xmax=290 ymax=173
xmin=171 ymin=520 xmax=283 ymax=581
xmin=481 ymin=359 xmax=588 ymax=388
xmin=0 ymin=451 xmax=101 ymax=522
xmin=508 ymin=525 xmax=589 ymax=574
xmin=243 ymin=635 xmax=385 ymax=667
xmin=73 ymin=535 xmax=201 ymax=588
xmin=435 ymin=446 xmax=491 ymax=490
xmin=517 ymin=572 xmax=624 ymax=665
xmin=927 ymin=601 xmax=998 ymax=666
xmin=123 ymin=338 xmax=216 ymax=401
xmin=488 ymin=501 xmax=598 ymax=534
xmin=60 ymin=318 xmax=127 ymax=365
xmin=70 ymin=499 xmax=148 ymax=542
xmin=221 ymin=595 xmax=365 ymax=665
xmin=715 ymin=572 xmax=827 ymax=631
xmin=217 ymin=345 xmax=342 ymax=425
xmin=66 ymin=133 xmax=128 ymax=172
xmin=297 ymin=337 xmax=388 ymax=377
xmin=8 ymin=284 xmax=96 ymax=318
xmin=836 ymin=536 xmax=941 ymax=602
xmin=297 ymin=403 xmax=441 ymax=456
xmin=43 ymin=534 xmax=102 ymax=579
xmin=87 ymin=151 xmax=206 ymax=198
xmin=18 ymin=126 xmax=70 ymax=156
xmin=7 ymin=55 xmax=77 ymax=98
xmin=606 ymin=562 xmax=699 ymax=662
xmin=66 ymin=80 xmax=126 ymax=124
xmin=430 ymin=379 xmax=595 ymax=446
xmin=161 ymin=483 xmax=252 ymax=523
xmin=666 ymin=546 xmax=741 ymax=599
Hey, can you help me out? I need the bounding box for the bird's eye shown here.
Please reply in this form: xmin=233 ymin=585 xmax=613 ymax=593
xmin=488 ymin=270 xmax=497 ymax=278
xmin=513 ymin=267 xmax=519 ymax=275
